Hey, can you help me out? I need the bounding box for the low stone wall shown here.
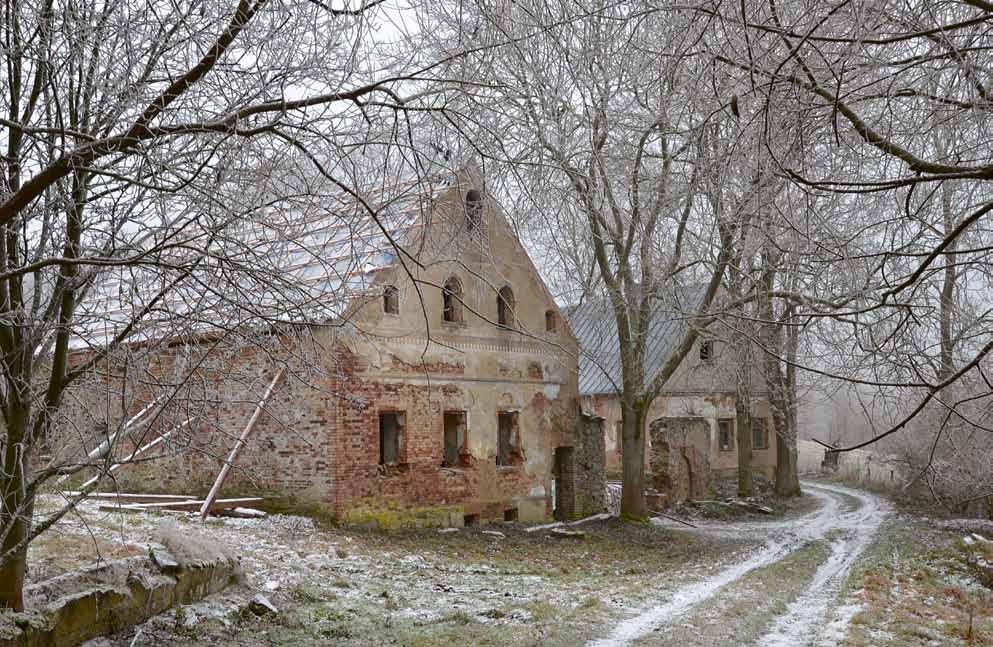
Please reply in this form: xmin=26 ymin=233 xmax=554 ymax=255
xmin=0 ymin=552 xmax=238 ymax=647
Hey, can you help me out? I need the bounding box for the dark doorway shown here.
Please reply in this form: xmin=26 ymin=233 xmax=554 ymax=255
xmin=554 ymin=446 xmax=575 ymax=520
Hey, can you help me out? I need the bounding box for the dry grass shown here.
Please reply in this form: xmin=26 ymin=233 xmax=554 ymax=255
xmin=26 ymin=530 xmax=145 ymax=584
xmin=845 ymin=521 xmax=993 ymax=646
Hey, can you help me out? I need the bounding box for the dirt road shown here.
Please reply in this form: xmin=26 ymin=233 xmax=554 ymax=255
xmin=589 ymin=480 xmax=891 ymax=647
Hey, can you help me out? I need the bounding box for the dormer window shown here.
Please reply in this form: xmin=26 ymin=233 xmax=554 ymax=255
xmin=465 ymin=189 xmax=483 ymax=232
xmin=383 ymin=285 xmax=399 ymax=315
xmin=545 ymin=309 xmax=557 ymax=332
xmin=497 ymin=286 xmax=515 ymax=328
xmin=443 ymin=276 xmax=463 ymax=323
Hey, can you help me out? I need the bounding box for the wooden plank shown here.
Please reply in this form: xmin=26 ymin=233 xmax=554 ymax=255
xmin=56 ymin=396 xmax=164 ymax=485
xmin=63 ymin=492 xmax=196 ymax=504
xmin=78 ymin=420 xmax=188 ymax=491
xmin=101 ymin=497 xmax=264 ymax=514
xmin=200 ymin=369 xmax=284 ymax=520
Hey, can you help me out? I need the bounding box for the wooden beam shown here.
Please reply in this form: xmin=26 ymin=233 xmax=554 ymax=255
xmin=101 ymin=497 xmax=264 ymax=514
xmin=62 ymin=492 xmax=196 ymax=504
xmin=56 ymin=396 xmax=164 ymax=485
xmin=199 ymin=369 xmax=285 ymax=520
xmin=77 ymin=420 xmax=188 ymax=491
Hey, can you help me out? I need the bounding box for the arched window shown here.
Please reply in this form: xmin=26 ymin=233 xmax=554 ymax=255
xmin=443 ymin=276 xmax=463 ymax=323
xmin=464 ymin=189 xmax=483 ymax=232
xmin=545 ymin=309 xmax=557 ymax=332
xmin=497 ymin=286 xmax=515 ymax=328
xmin=383 ymin=285 xmax=399 ymax=315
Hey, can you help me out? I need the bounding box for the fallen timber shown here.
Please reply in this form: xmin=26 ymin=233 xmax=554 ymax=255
xmin=99 ymin=497 xmax=264 ymax=515
xmin=62 ymin=492 xmax=197 ymax=505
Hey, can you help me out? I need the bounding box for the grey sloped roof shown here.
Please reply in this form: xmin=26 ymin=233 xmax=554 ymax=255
xmin=564 ymin=288 xmax=705 ymax=396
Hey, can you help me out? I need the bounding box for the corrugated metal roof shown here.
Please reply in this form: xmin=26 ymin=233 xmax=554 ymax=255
xmin=564 ymin=287 xmax=705 ymax=395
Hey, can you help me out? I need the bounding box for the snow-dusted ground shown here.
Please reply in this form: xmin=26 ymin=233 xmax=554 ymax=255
xmin=27 ymin=480 xmax=904 ymax=646
xmin=588 ymin=480 xmax=891 ymax=647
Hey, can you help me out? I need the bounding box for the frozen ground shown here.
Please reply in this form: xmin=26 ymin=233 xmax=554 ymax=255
xmin=590 ymin=481 xmax=890 ymax=646
xmin=19 ymin=480 xmax=990 ymax=646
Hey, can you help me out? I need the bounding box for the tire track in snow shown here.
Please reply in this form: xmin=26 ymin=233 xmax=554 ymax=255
xmin=756 ymin=482 xmax=890 ymax=647
xmin=588 ymin=483 xmax=846 ymax=647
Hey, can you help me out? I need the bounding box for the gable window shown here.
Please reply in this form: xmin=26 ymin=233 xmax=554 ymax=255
xmin=699 ymin=340 xmax=713 ymax=362
xmin=497 ymin=411 xmax=522 ymax=466
xmin=753 ymin=418 xmax=769 ymax=450
xmin=379 ymin=412 xmax=405 ymax=465
xmin=497 ymin=286 xmax=515 ymax=328
xmin=443 ymin=411 xmax=468 ymax=468
xmin=718 ymin=418 xmax=734 ymax=451
xmin=465 ymin=189 xmax=483 ymax=232
xmin=545 ymin=309 xmax=557 ymax=332
xmin=442 ymin=276 xmax=463 ymax=323
xmin=383 ymin=285 xmax=399 ymax=315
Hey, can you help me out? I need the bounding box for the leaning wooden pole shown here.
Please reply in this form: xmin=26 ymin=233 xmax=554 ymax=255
xmin=77 ymin=420 xmax=189 ymax=491
xmin=199 ymin=368 xmax=285 ymax=520
xmin=55 ymin=395 xmax=165 ymax=485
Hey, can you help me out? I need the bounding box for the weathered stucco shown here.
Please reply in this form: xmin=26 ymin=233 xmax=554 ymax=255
xmin=62 ymin=168 xmax=603 ymax=525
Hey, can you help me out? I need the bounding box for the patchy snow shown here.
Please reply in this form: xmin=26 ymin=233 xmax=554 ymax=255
xmin=588 ymin=481 xmax=890 ymax=647
xmin=761 ymin=482 xmax=891 ymax=647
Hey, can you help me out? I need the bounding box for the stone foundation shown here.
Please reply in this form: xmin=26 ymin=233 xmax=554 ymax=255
xmin=0 ymin=553 xmax=238 ymax=647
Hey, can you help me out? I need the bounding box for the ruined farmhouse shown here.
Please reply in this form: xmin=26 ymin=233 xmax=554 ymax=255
xmin=566 ymin=297 xmax=777 ymax=504
xmin=65 ymin=167 xmax=605 ymax=527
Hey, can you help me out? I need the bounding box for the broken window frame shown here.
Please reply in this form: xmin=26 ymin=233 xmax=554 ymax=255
xmin=378 ymin=411 xmax=405 ymax=466
xmin=545 ymin=309 xmax=557 ymax=332
xmin=717 ymin=418 xmax=734 ymax=451
xmin=442 ymin=410 xmax=469 ymax=468
xmin=496 ymin=411 xmax=523 ymax=467
xmin=752 ymin=417 xmax=769 ymax=449
xmin=497 ymin=286 xmax=515 ymax=328
xmin=383 ymin=284 xmax=399 ymax=315
xmin=442 ymin=276 xmax=464 ymax=324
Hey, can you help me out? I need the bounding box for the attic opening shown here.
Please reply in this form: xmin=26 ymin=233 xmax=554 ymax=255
xmin=442 ymin=276 xmax=464 ymax=323
xmin=497 ymin=286 xmax=515 ymax=328
xmin=383 ymin=284 xmax=399 ymax=315
xmin=699 ymin=339 xmax=713 ymax=362
xmin=545 ymin=309 xmax=557 ymax=332
xmin=464 ymin=189 xmax=483 ymax=232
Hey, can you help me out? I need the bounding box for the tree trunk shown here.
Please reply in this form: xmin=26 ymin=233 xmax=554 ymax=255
xmin=736 ymin=398 xmax=753 ymax=497
xmin=774 ymin=305 xmax=801 ymax=497
xmin=620 ymin=401 xmax=648 ymax=520
xmin=1 ymin=408 xmax=32 ymax=611
xmin=774 ymin=432 xmax=800 ymax=496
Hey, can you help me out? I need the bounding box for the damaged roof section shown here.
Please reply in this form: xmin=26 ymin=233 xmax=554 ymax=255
xmin=70 ymin=171 xmax=455 ymax=350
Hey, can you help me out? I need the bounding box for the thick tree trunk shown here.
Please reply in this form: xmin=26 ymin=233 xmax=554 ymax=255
xmin=774 ymin=306 xmax=801 ymax=497
xmin=775 ymin=432 xmax=800 ymax=497
xmin=1 ymin=409 xmax=32 ymax=611
xmin=620 ymin=402 xmax=648 ymax=520
xmin=736 ymin=399 xmax=753 ymax=497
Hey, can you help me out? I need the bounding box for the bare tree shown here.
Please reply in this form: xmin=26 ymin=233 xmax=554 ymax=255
xmin=0 ymin=0 xmax=452 ymax=610
xmin=424 ymin=0 xmax=738 ymax=518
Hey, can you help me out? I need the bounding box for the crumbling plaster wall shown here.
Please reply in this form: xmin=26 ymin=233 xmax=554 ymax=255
xmin=59 ymin=168 xmax=593 ymax=526
xmin=585 ymin=389 xmax=777 ymax=486
xmin=337 ymin=168 xmax=584 ymax=523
